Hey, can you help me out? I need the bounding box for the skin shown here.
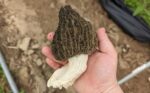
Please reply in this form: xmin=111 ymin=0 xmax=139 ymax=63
xmin=42 ymin=28 xmax=124 ymax=93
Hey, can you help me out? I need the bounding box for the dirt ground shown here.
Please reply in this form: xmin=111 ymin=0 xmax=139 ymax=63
xmin=0 ymin=0 xmax=150 ymax=93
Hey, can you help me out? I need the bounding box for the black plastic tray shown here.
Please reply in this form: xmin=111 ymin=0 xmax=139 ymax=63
xmin=100 ymin=0 xmax=150 ymax=42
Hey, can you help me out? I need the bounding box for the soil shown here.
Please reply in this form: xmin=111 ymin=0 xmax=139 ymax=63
xmin=0 ymin=0 xmax=150 ymax=93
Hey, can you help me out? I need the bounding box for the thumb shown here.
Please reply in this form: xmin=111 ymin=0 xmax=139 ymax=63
xmin=96 ymin=28 xmax=116 ymax=56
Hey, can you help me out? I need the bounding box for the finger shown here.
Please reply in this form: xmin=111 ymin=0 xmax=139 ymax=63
xmin=96 ymin=28 xmax=116 ymax=56
xmin=47 ymin=32 xmax=55 ymax=41
xmin=46 ymin=58 xmax=61 ymax=69
xmin=42 ymin=46 xmax=67 ymax=65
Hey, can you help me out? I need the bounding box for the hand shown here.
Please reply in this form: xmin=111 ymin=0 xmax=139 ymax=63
xmin=42 ymin=28 xmax=123 ymax=93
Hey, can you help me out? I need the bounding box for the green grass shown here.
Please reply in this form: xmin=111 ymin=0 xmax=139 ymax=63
xmin=0 ymin=66 xmax=25 ymax=93
xmin=0 ymin=66 xmax=5 ymax=93
xmin=0 ymin=66 xmax=3 ymax=76
xmin=125 ymin=0 xmax=150 ymax=26
xmin=19 ymin=89 xmax=25 ymax=93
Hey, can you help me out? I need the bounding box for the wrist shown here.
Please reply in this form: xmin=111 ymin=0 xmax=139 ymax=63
xmin=102 ymin=83 xmax=124 ymax=93
xmin=74 ymin=81 xmax=123 ymax=93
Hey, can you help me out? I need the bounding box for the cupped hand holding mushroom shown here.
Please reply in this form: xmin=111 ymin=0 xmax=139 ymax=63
xmin=42 ymin=28 xmax=122 ymax=93
xmin=43 ymin=5 xmax=98 ymax=89
xmin=42 ymin=5 xmax=121 ymax=93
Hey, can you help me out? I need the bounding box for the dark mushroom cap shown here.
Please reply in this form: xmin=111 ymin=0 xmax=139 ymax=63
xmin=51 ymin=5 xmax=98 ymax=61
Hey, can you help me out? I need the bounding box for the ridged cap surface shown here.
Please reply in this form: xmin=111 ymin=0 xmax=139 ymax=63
xmin=51 ymin=5 xmax=98 ymax=61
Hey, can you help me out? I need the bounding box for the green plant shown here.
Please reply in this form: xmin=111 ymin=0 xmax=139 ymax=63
xmin=19 ymin=89 xmax=25 ymax=93
xmin=125 ymin=0 xmax=150 ymax=26
xmin=1 ymin=66 xmax=26 ymax=93
xmin=0 ymin=66 xmax=5 ymax=93
xmin=0 ymin=66 xmax=3 ymax=75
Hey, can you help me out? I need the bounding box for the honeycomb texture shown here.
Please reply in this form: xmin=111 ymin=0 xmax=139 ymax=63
xmin=51 ymin=5 xmax=98 ymax=61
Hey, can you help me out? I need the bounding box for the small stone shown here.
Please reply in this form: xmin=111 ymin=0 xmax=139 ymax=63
xmin=30 ymin=70 xmax=34 ymax=75
xmin=126 ymin=44 xmax=130 ymax=48
xmin=112 ymin=27 xmax=120 ymax=32
xmin=36 ymin=59 xmax=43 ymax=66
xmin=119 ymin=61 xmax=130 ymax=69
xmin=57 ymin=0 xmax=66 ymax=5
xmin=19 ymin=67 xmax=29 ymax=77
xmin=33 ymin=54 xmax=39 ymax=59
xmin=116 ymin=46 xmax=122 ymax=53
xmin=17 ymin=37 xmax=31 ymax=51
xmin=148 ymin=77 xmax=150 ymax=82
xmin=27 ymin=50 xmax=34 ymax=55
xmin=42 ymin=64 xmax=46 ymax=69
xmin=7 ymin=37 xmax=11 ymax=43
xmin=34 ymin=76 xmax=47 ymax=93
xmin=24 ymin=50 xmax=34 ymax=55
xmin=108 ymin=24 xmax=116 ymax=31
xmin=32 ymin=44 xmax=40 ymax=49
xmin=18 ymin=67 xmax=30 ymax=86
xmin=119 ymin=56 xmax=130 ymax=69
xmin=122 ymin=48 xmax=127 ymax=53
xmin=21 ymin=56 xmax=27 ymax=62
xmin=50 ymin=3 xmax=55 ymax=8
xmin=108 ymin=32 xmax=119 ymax=44
xmin=29 ymin=79 xmax=33 ymax=85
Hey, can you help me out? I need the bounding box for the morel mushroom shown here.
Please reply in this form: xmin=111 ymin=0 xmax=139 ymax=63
xmin=47 ymin=5 xmax=98 ymax=89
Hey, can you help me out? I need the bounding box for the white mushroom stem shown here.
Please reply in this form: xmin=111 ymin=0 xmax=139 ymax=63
xmin=47 ymin=54 xmax=88 ymax=89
